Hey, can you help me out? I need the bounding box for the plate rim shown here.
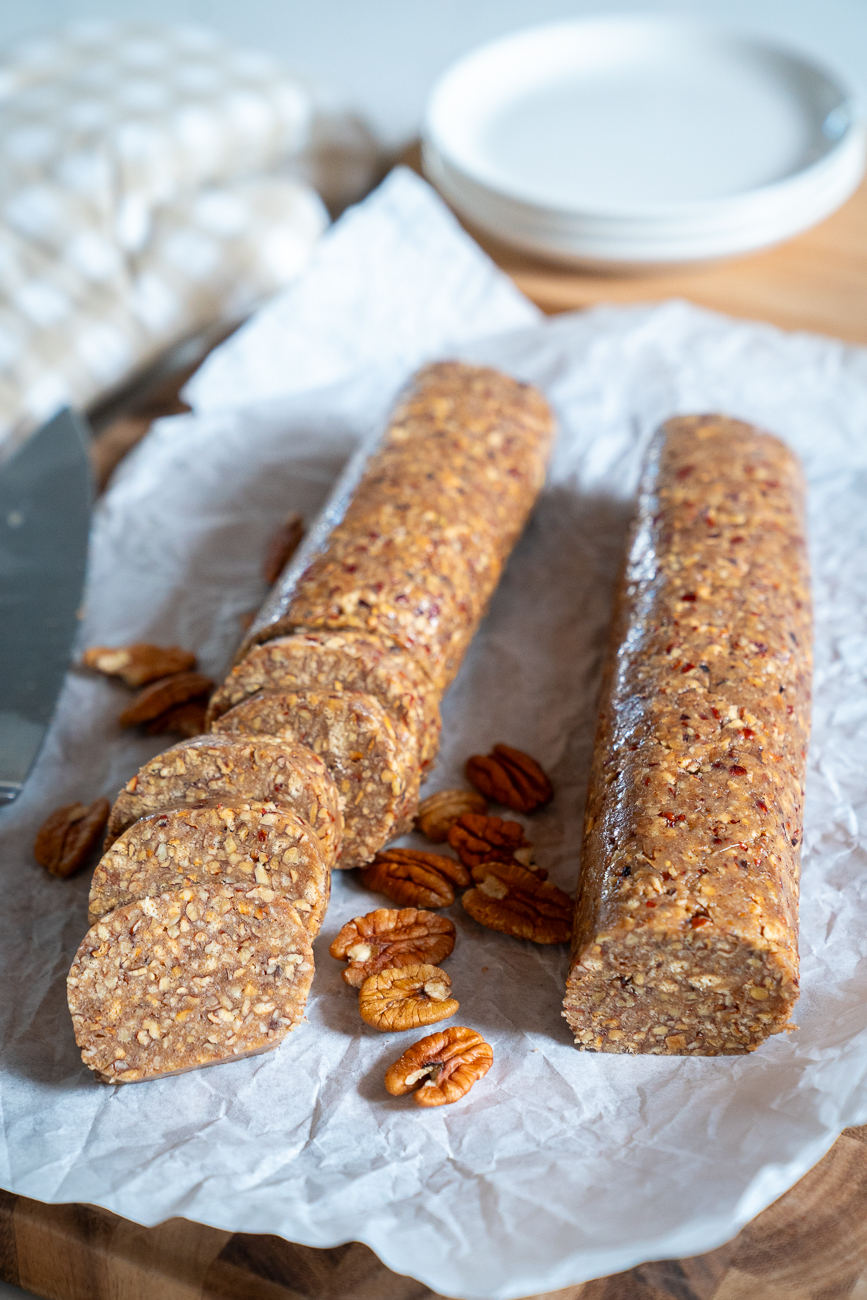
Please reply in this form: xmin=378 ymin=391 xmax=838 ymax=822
xmin=423 ymin=15 xmax=865 ymax=223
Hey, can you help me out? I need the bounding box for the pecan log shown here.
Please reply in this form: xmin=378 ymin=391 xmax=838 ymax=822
xmin=384 ymin=1026 xmax=493 ymax=1107
xmin=465 ymin=744 xmax=553 ymax=813
xmin=358 ymin=964 xmax=459 ymax=1031
xmin=415 ymin=789 xmax=487 ymax=842
xmin=82 ymin=643 xmax=197 ymax=688
xmin=462 ymin=860 xmax=572 ymax=944
xmin=34 ymin=798 xmax=110 ymax=878
xmin=359 ymin=849 xmax=470 ymax=909
xmin=118 ymin=672 xmax=213 ymax=727
xmin=448 ymin=812 xmax=541 ymax=875
xmin=330 ymin=909 xmax=455 ymax=987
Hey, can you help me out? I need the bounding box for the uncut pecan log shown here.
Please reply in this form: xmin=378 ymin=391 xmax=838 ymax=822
xmin=241 ymin=362 xmax=555 ymax=693
xmin=563 ymin=415 xmax=811 ymax=1057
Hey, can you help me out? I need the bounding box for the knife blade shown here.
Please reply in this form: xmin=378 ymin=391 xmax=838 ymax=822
xmin=0 ymin=408 xmax=93 ymax=804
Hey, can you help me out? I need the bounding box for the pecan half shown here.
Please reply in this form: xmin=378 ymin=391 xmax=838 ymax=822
xmin=118 ymin=672 xmax=213 ymax=727
xmin=462 ymin=860 xmax=572 ymax=944
xmin=263 ymin=512 xmax=304 ymax=585
xmin=330 ymin=908 xmax=456 ymax=987
xmin=82 ymin=643 xmax=197 ymax=688
xmin=448 ymin=812 xmax=543 ymax=876
xmin=34 ymin=798 xmax=110 ymax=878
xmin=416 ymin=789 xmax=487 ymax=842
xmin=465 ymin=744 xmax=553 ymax=813
xmin=359 ymin=849 xmax=470 ymax=909
xmin=145 ymin=699 xmax=208 ymax=738
xmin=385 ymin=1027 xmax=493 ymax=1107
xmin=359 ymin=963 xmax=458 ymax=1031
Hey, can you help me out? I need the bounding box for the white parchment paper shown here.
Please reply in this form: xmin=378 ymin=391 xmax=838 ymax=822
xmin=2 ymin=168 xmax=867 ymax=1300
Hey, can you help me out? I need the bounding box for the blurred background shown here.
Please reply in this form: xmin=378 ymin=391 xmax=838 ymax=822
xmin=3 ymin=0 xmax=866 ymax=150
xmin=1 ymin=0 xmax=866 ymax=468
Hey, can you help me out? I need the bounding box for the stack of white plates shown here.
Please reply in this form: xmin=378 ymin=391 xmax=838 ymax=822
xmin=422 ymin=18 xmax=866 ymax=269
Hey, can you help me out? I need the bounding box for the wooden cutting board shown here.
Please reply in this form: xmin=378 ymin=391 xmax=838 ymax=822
xmin=403 ymin=143 xmax=867 ymax=344
xmin=3 ymin=1125 xmax=867 ymax=1299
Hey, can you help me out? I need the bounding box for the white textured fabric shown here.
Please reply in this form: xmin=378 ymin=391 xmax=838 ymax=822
xmin=0 ymin=21 xmax=328 ymax=448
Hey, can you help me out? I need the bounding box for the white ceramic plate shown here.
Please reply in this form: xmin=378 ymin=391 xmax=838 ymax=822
xmin=423 ymin=18 xmax=866 ymax=267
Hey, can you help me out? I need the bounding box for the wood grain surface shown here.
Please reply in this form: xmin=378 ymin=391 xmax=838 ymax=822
xmin=1 ymin=1127 xmax=866 ymax=1298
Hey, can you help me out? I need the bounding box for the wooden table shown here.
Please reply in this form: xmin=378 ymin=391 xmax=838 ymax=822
xmin=3 ymin=1126 xmax=867 ymax=1298
xmin=5 ymin=163 xmax=867 ymax=1300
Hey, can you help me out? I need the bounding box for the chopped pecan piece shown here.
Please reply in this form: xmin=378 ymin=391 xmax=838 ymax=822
xmin=448 ymin=812 xmax=543 ymax=876
xmin=34 ymin=798 xmax=110 ymax=878
xmin=330 ymin=908 xmax=456 ymax=987
xmin=358 ymin=963 xmax=458 ymax=1031
xmin=82 ymin=643 xmax=197 ymax=688
xmin=415 ymin=789 xmax=487 ymax=842
xmin=118 ymin=672 xmax=213 ymax=727
xmin=465 ymin=744 xmax=553 ymax=813
xmin=145 ymin=699 xmax=208 ymax=738
xmin=263 ymin=512 xmax=304 ymax=585
xmin=462 ymin=860 xmax=572 ymax=944
xmin=359 ymin=848 xmax=470 ymax=909
xmin=385 ymin=1026 xmax=493 ymax=1106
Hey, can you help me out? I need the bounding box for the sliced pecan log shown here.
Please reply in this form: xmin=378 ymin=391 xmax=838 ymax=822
xmin=415 ymin=789 xmax=487 ymax=842
xmin=330 ymin=908 xmax=456 ymax=987
xmin=462 ymin=860 xmax=572 ymax=944
xmin=384 ymin=1026 xmax=493 ymax=1106
xmin=263 ymin=512 xmax=304 ymax=585
xmin=465 ymin=744 xmax=553 ymax=813
xmin=118 ymin=672 xmax=213 ymax=727
xmin=448 ymin=812 xmax=543 ymax=876
xmin=82 ymin=643 xmax=197 ymax=688
xmin=359 ymin=849 xmax=470 ymax=909
xmin=34 ymin=798 xmax=110 ymax=878
xmin=358 ymin=963 xmax=458 ymax=1031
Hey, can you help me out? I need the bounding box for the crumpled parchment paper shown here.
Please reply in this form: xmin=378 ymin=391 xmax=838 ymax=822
xmin=2 ymin=168 xmax=867 ymax=1300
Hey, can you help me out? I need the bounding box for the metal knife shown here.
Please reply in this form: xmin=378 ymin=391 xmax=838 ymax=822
xmin=0 ymin=408 xmax=93 ymax=804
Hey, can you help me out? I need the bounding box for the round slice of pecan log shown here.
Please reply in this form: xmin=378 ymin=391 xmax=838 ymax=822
xmin=359 ymin=963 xmax=458 ymax=1031
xmin=82 ymin=643 xmax=197 ymax=688
xmin=415 ymin=789 xmax=487 ymax=842
xmin=118 ymin=672 xmax=214 ymax=728
xmin=465 ymin=744 xmax=553 ymax=813
xmin=448 ymin=812 xmax=543 ymax=876
xmin=330 ymin=908 xmax=456 ymax=987
xmin=34 ymin=797 xmax=110 ymax=878
xmin=384 ymin=1027 xmax=493 ymax=1107
xmin=462 ymin=860 xmax=572 ymax=944
xmin=359 ymin=848 xmax=470 ymax=909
